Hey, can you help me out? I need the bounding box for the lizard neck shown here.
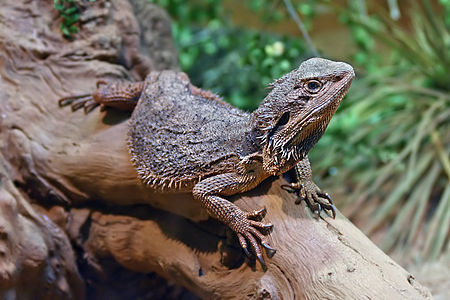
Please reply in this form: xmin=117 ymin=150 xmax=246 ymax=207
xmin=236 ymin=121 xmax=263 ymax=158
xmin=247 ymin=105 xmax=295 ymax=175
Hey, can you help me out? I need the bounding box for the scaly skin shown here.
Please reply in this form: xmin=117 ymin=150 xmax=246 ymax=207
xmin=59 ymin=58 xmax=355 ymax=270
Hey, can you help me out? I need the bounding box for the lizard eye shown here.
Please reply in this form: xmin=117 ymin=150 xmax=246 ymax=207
xmin=305 ymin=80 xmax=322 ymax=93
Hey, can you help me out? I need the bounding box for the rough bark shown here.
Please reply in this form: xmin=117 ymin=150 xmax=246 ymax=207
xmin=0 ymin=0 xmax=432 ymax=299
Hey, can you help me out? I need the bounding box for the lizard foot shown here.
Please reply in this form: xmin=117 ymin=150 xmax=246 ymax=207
xmin=231 ymin=210 xmax=276 ymax=271
xmin=58 ymin=80 xmax=105 ymax=113
xmin=282 ymin=180 xmax=336 ymax=219
xmin=58 ymin=93 xmax=98 ymax=113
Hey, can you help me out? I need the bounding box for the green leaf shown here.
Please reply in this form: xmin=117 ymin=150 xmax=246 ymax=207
xmin=64 ymin=13 xmax=80 ymax=26
xmin=69 ymin=25 xmax=78 ymax=34
xmin=297 ymin=3 xmax=314 ymax=17
xmin=60 ymin=24 xmax=70 ymax=36
xmin=64 ymin=6 xmax=78 ymax=15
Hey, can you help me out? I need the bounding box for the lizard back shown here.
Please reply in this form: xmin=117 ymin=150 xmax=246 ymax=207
xmin=128 ymin=71 xmax=250 ymax=191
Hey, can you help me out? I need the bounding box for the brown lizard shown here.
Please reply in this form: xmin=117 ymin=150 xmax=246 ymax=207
xmin=59 ymin=57 xmax=354 ymax=269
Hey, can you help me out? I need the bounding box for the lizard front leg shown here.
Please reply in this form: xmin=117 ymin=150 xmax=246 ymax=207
xmin=192 ymin=173 xmax=276 ymax=269
xmin=283 ymin=156 xmax=336 ymax=218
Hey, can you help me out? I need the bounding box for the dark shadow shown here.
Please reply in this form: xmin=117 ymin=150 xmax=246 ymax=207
xmin=101 ymin=108 xmax=133 ymax=126
xmin=82 ymin=256 xmax=200 ymax=300
xmin=75 ymin=200 xmax=223 ymax=254
xmin=229 ymin=175 xmax=278 ymax=200
xmin=70 ymin=188 xmax=277 ymax=270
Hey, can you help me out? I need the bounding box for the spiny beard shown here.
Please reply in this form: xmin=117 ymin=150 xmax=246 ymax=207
xmin=265 ymin=138 xmax=305 ymax=166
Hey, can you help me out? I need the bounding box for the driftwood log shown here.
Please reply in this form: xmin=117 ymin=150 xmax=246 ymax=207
xmin=0 ymin=0 xmax=432 ymax=299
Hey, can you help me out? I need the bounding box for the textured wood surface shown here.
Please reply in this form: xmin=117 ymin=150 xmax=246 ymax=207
xmin=0 ymin=0 xmax=432 ymax=299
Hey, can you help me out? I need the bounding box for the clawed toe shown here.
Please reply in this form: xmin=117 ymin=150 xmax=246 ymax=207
xmin=325 ymin=204 xmax=336 ymax=219
xmin=284 ymin=181 xmax=336 ymax=219
xmin=58 ymin=94 xmax=94 ymax=112
xmin=236 ymin=217 xmax=276 ymax=270
xmin=248 ymin=219 xmax=273 ymax=234
xmin=281 ymin=183 xmax=301 ymax=193
xmin=307 ymin=198 xmax=336 ymax=219
xmin=247 ymin=206 xmax=267 ymax=220
xmin=256 ymin=254 xmax=267 ymax=271
xmin=317 ymin=191 xmax=333 ymax=204
xmin=261 ymin=241 xmax=276 ymax=257
xmin=262 ymin=223 xmax=274 ymax=233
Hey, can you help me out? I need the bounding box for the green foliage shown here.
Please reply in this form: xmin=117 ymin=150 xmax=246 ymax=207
xmin=342 ymin=0 xmax=449 ymax=90
xmin=311 ymin=0 xmax=450 ymax=260
xmin=149 ymin=0 xmax=309 ymax=110
xmin=54 ymin=0 xmax=81 ymax=37
xmin=54 ymin=0 xmax=96 ymax=38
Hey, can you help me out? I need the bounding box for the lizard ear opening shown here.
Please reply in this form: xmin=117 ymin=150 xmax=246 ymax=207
xmin=268 ymin=112 xmax=290 ymax=136
xmin=276 ymin=112 xmax=290 ymax=127
xmin=267 ymin=111 xmax=290 ymax=144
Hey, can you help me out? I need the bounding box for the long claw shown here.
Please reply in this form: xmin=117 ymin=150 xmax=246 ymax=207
xmin=318 ymin=191 xmax=333 ymax=204
xmin=314 ymin=203 xmax=321 ymax=219
xmin=238 ymin=234 xmax=251 ymax=258
xmin=261 ymin=242 xmax=276 ymax=258
xmin=72 ymin=99 xmax=89 ymax=111
xmin=58 ymin=98 xmax=71 ymax=106
xmin=96 ymin=79 xmax=107 ymax=88
xmin=243 ymin=247 xmax=251 ymax=258
xmin=326 ymin=204 xmax=336 ymax=219
xmin=256 ymin=254 xmax=267 ymax=271
xmin=262 ymin=223 xmax=273 ymax=233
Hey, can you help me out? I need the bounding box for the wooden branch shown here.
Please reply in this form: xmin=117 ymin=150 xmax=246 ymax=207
xmin=0 ymin=155 xmax=85 ymax=299
xmin=78 ymin=179 xmax=433 ymax=299
xmin=0 ymin=0 xmax=432 ymax=298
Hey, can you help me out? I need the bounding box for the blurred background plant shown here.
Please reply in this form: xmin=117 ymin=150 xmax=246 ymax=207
xmin=54 ymin=0 xmax=82 ymax=37
xmin=149 ymin=0 xmax=313 ymax=110
xmin=310 ymin=0 xmax=450 ymax=263
xmin=146 ymin=0 xmax=449 ymax=264
xmin=54 ymin=0 xmax=97 ymax=38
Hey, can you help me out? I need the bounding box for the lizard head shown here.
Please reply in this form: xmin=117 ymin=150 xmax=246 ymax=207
xmin=251 ymin=57 xmax=355 ymax=175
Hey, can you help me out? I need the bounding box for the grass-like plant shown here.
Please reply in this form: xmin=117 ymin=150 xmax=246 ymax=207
xmin=311 ymin=0 xmax=449 ymax=261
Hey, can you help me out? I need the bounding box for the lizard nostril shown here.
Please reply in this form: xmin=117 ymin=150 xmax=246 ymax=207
xmin=297 ymin=95 xmax=310 ymax=102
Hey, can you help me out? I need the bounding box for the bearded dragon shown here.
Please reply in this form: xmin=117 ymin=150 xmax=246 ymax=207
xmin=59 ymin=57 xmax=354 ymax=269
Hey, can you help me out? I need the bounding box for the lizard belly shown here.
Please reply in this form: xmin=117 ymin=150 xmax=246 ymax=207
xmin=128 ymin=71 xmax=250 ymax=191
